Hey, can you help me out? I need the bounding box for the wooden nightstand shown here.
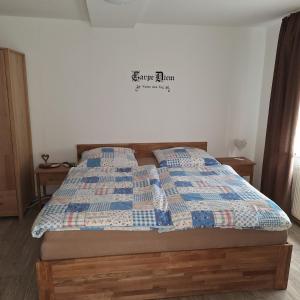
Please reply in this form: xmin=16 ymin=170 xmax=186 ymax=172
xmin=216 ymin=157 xmax=255 ymax=184
xmin=35 ymin=166 xmax=70 ymax=208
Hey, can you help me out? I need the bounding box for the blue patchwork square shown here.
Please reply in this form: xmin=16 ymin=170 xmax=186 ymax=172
xmin=199 ymin=171 xmax=217 ymax=176
xmin=113 ymin=188 xmax=133 ymax=194
xmin=155 ymin=209 xmax=173 ymax=226
xmin=220 ymin=192 xmax=240 ymax=200
xmin=169 ymin=171 xmax=187 ymax=176
xmin=98 ymin=176 xmax=114 ymax=183
xmin=43 ymin=204 xmax=68 ymax=214
xmin=81 ymin=176 xmax=100 ymax=183
xmin=117 ymin=167 xmax=132 ymax=173
xmin=173 ymin=149 xmax=190 ymax=159
xmin=87 ymin=158 xmax=101 ymax=167
xmin=175 ymin=181 xmax=193 ymax=187
xmin=239 ymin=191 xmax=262 ymax=200
xmin=226 ymin=177 xmax=245 ymax=186
xmin=66 ymin=203 xmax=90 ymax=212
xmin=169 ymin=202 xmax=188 ymax=213
xmin=166 ymin=159 xmax=181 ymax=167
xmin=88 ymin=202 xmax=110 ymax=211
xmin=192 ymin=211 xmax=215 ymax=228
xmin=159 ymin=160 xmax=168 ymax=167
xmin=150 ymin=178 xmax=162 ymax=187
xmin=134 ymin=192 xmax=154 ymax=202
xmin=133 ymin=210 xmax=156 ymax=227
xmin=115 ymin=176 xmax=133 ymax=182
xmin=197 ymin=193 xmax=224 ymax=200
xmin=257 ymin=210 xmax=282 ymax=228
xmin=133 ymin=180 xmax=149 ymax=188
xmin=164 ymin=187 xmax=178 ymax=196
xmin=134 ymin=169 xmax=148 ymax=177
xmin=110 ymin=201 xmax=133 ymax=210
xmin=181 ymin=193 xmax=204 ymax=201
xmin=80 ymin=226 xmax=104 ymax=231
xmin=265 ymin=199 xmax=281 ymax=210
xmin=204 ymin=158 xmax=219 ymax=166
xmin=54 ymin=188 xmax=77 ymax=197
xmin=101 ymin=147 xmax=114 ymax=153
xmin=64 ymin=177 xmax=82 ymax=184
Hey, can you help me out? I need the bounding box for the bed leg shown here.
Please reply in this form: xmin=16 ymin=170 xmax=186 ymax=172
xmin=36 ymin=261 xmax=54 ymax=300
xmin=274 ymin=243 xmax=293 ymax=289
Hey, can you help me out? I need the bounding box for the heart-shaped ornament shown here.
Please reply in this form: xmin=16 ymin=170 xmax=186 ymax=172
xmin=41 ymin=154 xmax=50 ymax=164
xmin=233 ymin=139 xmax=247 ymax=150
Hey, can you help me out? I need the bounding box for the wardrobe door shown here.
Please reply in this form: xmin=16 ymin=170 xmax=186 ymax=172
xmin=5 ymin=50 xmax=34 ymax=216
xmin=0 ymin=50 xmax=17 ymax=216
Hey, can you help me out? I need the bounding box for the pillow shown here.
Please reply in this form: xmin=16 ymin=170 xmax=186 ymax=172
xmin=153 ymin=147 xmax=220 ymax=168
xmin=79 ymin=147 xmax=138 ymax=168
xmin=81 ymin=147 xmax=134 ymax=160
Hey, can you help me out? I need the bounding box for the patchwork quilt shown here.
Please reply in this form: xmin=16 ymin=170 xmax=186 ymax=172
xmin=32 ymin=164 xmax=291 ymax=238
xmin=32 ymin=165 xmax=171 ymax=238
xmin=158 ymin=165 xmax=291 ymax=232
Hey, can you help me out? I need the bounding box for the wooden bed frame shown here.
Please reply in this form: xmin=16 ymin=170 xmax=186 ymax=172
xmin=36 ymin=142 xmax=293 ymax=300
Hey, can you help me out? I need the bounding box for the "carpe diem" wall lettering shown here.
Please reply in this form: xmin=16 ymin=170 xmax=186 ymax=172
xmin=131 ymin=70 xmax=175 ymax=92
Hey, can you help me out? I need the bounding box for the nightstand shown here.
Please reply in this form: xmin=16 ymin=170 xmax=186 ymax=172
xmin=35 ymin=166 xmax=70 ymax=208
xmin=216 ymin=157 xmax=255 ymax=184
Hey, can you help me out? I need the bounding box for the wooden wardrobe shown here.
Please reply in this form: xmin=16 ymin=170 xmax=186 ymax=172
xmin=0 ymin=48 xmax=34 ymax=219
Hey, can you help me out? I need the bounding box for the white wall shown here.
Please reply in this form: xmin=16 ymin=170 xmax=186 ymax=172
xmin=225 ymin=28 xmax=266 ymax=161
xmin=0 ymin=16 xmax=266 ymax=171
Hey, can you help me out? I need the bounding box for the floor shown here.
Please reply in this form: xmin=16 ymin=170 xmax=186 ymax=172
xmin=0 ymin=209 xmax=299 ymax=300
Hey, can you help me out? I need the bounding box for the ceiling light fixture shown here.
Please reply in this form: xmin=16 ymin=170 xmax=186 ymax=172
xmin=104 ymin=0 xmax=135 ymax=5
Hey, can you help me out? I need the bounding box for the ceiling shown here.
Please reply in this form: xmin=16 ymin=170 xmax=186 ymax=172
xmin=0 ymin=0 xmax=299 ymax=27
xmin=0 ymin=0 xmax=89 ymax=21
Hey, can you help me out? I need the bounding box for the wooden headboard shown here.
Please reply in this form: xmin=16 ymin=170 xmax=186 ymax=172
xmin=76 ymin=142 xmax=207 ymax=164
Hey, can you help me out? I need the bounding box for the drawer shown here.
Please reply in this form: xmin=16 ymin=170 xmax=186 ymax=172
xmin=39 ymin=173 xmax=67 ymax=185
xmin=232 ymin=165 xmax=252 ymax=176
xmin=0 ymin=190 xmax=18 ymax=216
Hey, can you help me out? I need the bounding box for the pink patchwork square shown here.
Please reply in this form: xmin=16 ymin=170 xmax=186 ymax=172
xmin=95 ymin=187 xmax=114 ymax=195
xmin=213 ymin=210 xmax=234 ymax=227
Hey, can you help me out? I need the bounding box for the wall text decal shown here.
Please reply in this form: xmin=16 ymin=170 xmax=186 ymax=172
xmin=131 ymin=71 xmax=175 ymax=92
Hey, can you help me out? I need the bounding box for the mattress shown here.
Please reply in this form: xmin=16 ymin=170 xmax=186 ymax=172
xmin=41 ymin=228 xmax=287 ymax=260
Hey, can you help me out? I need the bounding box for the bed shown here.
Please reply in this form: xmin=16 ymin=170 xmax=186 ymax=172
xmin=35 ymin=142 xmax=292 ymax=300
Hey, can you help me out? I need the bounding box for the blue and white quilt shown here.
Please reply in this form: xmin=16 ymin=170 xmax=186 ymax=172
xmin=158 ymin=165 xmax=291 ymax=232
xmin=32 ymin=164 xmax=291 ymax=238
xmin=32 ymin=165 xmax=171 ymax=238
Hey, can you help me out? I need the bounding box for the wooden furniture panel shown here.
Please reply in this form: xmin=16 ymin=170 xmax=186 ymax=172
xmin=6 ymin=50 xmax=34 ymax=215
xmin=0 ymin=48 xmax=34 ymax=218
xmin=35 ymin=166 xmax=70 ymax=209
xmin=36 ymin=243 xmax=292 ymax=300
xmin=0 ymin=190 xmax=18 ymax=216
xmin=0 ymin=51 xmax=16 ymax=192
xmin=216 ymin=157 xmax=255 ymax=184
xmin=77 ymin=142 xmax=208 ymax=162
xmin=38 ymin=172 xmax=68 ymax=186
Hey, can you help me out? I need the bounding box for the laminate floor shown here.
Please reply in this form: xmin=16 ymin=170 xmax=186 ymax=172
xmin=0 ymin=208 xmax=299 ymax=300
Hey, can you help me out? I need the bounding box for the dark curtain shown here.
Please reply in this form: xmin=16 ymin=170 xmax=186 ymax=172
xmin=261 ymin=12 xmax=300 ymax=213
